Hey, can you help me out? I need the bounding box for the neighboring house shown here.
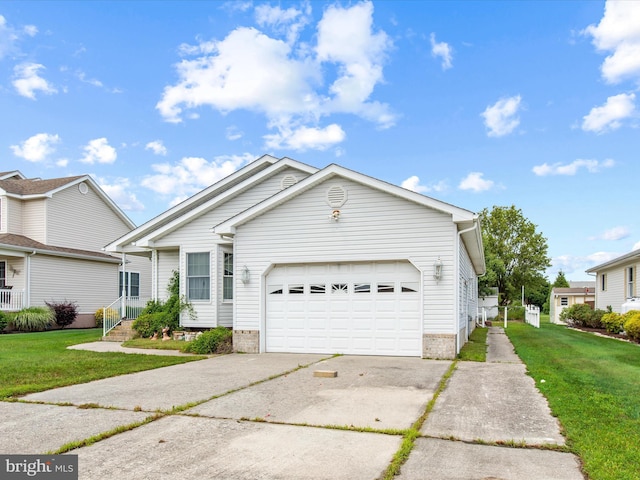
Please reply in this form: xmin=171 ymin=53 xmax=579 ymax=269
xmin=549 ymin=282 xmax=595 ymax=324
xmin=586 ymin=249 xmax=640 ymax=313
xmin=0 ymin=170 xmax=149 ymax=327
xmin=105 ymin=155 xmax=485 ymax=359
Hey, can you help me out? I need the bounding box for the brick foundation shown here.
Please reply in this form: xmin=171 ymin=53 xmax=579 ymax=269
xmin=422 ymin=333 xmax=457 ymax=359
xmin=233 ymin=330 xmax=260 ymax=353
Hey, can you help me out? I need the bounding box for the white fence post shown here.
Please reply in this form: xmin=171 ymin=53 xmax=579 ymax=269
xmin=504 ymin=307 xmax=508 ymax=328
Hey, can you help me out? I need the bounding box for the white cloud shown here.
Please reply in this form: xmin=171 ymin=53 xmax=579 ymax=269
xmin=141 ymin=153 xmax=255 ymax=204
xmin=12 ymin=62 xmax=57 ymax=99
xmin=1 ymin=15 xmax=37 ymax=60
xmin=97 ymin=177 xmax=145 ymax=212
xmin=430 ymin=33 xmax=453 ymax=70
xmin=157 ymin=1 xmax=394 ymax=151
xmin=80 ymin=138 xmax=117 ymax=164
xmin=583 ymin=0 xmax=640 ymax=84
xmin=553 ymin=250 xmax=622 ymax=276
xmin=225 ymin=126 xmax=243 ymax=141
xmin=255 ymin=3 xmax=311 ymax=45
xmin=10 ymin=133 xmax=60 ymax=162
xmin=145 ymin=140 xmax=167 ymax=156
xmin=263 ymin=124 xmax=345 ymax=151
xmin=582 ymin=93 xmax=636 ymax=133
xmin=601 ymin=226 xmax=630 ymax=241
xmin=532 ymin=159 xmax=615 ymax=176
xmin=76 ymin=70 xmax=104 ymax=88
xmin=458 ymin=172 xmax=494 ymax=192
xmin=56 ymin=158 xmax=68 ymax=168
xmin=633 ymin=241 xmax=640 ymax=251
xmin=401 ymin=175 xmax=447 ymax=194
xmin=481 ymin=95 xmax=522 ymax=137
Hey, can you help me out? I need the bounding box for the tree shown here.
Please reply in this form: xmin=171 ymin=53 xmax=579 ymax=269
xmin=552 ymin=270 xmax=570 ymax=288
xmin=479 ymin=205 xmax=551 ymax=306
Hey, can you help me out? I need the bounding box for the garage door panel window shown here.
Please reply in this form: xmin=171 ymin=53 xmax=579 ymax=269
xmin=331 ymin=283 xmax=348 ymax=294
xmin=377 ymin=283 xmax=395 ymax=293
xmin=269 ymin=285 xmax=283 ymax=295
xmin=354 ymin=283 xmax=371 ymax=293
xmin=289 ymin=284 xmax=304 ymax=294
xmin=187 ymin=252 xmax=210 ymax=301
xmin=310 ymin=284 xmax=326 ymax=294
xmin=401 ymin=282 xmax=419 ymax=293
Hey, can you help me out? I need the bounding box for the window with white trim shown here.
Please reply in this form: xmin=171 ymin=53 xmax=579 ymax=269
xmin=119 ymin=271 xmax=140 ymax=297
xmin=222 ymin=252 xmax=233 ymax=301
xmin=600 ymin=273 xmax=606 ymax=292
xmin=560 ymin=297 xmax=568 ymax=306
xmin=187 ymin=252 xmax=210 ymax=301
xmin=627 ymin=267 xmax=634 ymax=298
xmin=0 ymin=261 xmax=6 ymax=289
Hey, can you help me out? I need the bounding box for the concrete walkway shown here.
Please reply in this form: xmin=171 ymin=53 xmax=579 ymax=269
xmin=0 ymin=328 xmax=585 ymax=479
xmin=68 ymin=340 xmax=197 ymax=356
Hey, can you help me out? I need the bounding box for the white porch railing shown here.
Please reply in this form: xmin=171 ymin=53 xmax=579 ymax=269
xmin=102 ymin=296 xmax=149 ymax=337
xmin=525 ymin=304 xmax=540 ymax=328
xmin=0 ymin=289 xmax=25 ymax=311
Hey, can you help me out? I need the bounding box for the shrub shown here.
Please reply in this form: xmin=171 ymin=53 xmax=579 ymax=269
xmin=623 ymin=311 xmax=640 ymax=342
xmin=94 ymin=307 xmax=119 ymax=328
xmin=602 ymin=312 xmax=625 ymax=334
xmin=560 ymin=303 xmax=595 ymax=327
xmin=11 ymin=306 xmax=55 ymax=332
xmin=182 ymin=327 xmax=232 ymax=354
xmin=45 ymin=300 xmax=78 ymax=328
xmin=0 ymin=310 xmax=9 ymax=332
xmin=586 ymin=309 xmax=606 ymax=329
xmin=133 ymin=312 xmax=173 ymax=338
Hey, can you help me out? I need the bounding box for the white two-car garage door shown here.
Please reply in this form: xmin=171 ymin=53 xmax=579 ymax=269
xmin=265 ymin=261 xmax=422 ymax=356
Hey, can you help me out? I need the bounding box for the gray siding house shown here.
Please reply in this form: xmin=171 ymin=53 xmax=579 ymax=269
xmin=105 ymin=155 xmax=485 ymax=358
xmin=0 ymin=170 xmax=149 ymax=326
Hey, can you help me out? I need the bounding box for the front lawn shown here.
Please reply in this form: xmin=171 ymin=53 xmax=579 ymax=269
xmin=0 ymin=329 xmax=204 ymax=399
xmin=506 ymin=321 xmax=640 ymax=480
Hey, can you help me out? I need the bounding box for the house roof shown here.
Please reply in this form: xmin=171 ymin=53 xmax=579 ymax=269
xmin=104 ymin=155 xmax=319 ymax=253
xmin=214 ymin=163 xmax=485 ymax=274
xmin=0 ymin=233 xmax=121 ymax=263
xmin=0 ymin=172 xmax=135 ymax=230
xmin=551 ymin=287 xmax=595 ymax=296
xmin=585 ymin=249 xmax=640 ymax=274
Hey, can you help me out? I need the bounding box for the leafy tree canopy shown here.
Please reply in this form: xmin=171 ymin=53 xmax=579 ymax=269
xmin=552 ymin=270 xmax=570 ymax=288
xmin=479 ymin=205 xmax=551 ymax=306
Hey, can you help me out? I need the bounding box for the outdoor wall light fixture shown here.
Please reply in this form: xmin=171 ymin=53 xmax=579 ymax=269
xmin=433 ymin=257 xmax=443 ymax=282
xmin=241 ymin=265 xmax=250 ymax=284
xmin=330 ymin=209 xmax=341 ymax=221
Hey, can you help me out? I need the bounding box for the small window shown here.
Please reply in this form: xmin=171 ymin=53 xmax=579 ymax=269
xmin=401 ymin=282 xmax=419 ymax=293
xmin=377 ymin=283 xmax=395 ymax=293
xmin=331 ymin=283 xmax=348 ymax=294
xmin=268 ymin=285 xmax=283 ymax=295
xmin=119 ymin=271 xmax=140 ymax=297
xmin=310 ymin=284 xmax=326 ymax=294
xmin=0 ymin=261 xmax=6 ymax=289
xmin=223 ymin=252 xmax=233 ymax=300
xmin=187 ymin=252 xmax=211 ymax=301
xmin=289 ymin=284 xmax=304 ymax=294
xmin=601 ymin=273 xmax=606 ymax=292
xmin=560 ymin=297 xmax=568 ymax=306
xmin=627 ymin=267 xmax=634 ymax=298
xmin=354 ymin=283 xmax=371 ymax=293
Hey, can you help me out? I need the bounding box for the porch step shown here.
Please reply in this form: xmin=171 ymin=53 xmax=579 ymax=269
xmin=102 ymin=319 xmax=137 ymax=342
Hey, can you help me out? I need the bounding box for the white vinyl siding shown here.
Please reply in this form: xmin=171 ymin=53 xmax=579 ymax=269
xmin=46 ymin=184 xmax=132 ymax=251
xmin=458 ymin=239 xmax=478 ymax=351
xmin=595 ymin=267 xmax=625 ymax=312
xmin=232 ymin=179 xmax=457 ymax=337
xmin=4 ymin=197 xmax=25 ymax=234
xmin=29 ymin=254 xmax=118 ymax=314
xmin=156 ymin=250 xmax=179 ymax=301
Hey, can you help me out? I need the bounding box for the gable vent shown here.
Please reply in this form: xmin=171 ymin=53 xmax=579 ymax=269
xmin=326 ymin=185 xmax=347 ymax=208
xmin=281 ymin=174 xmax=298 ymax=189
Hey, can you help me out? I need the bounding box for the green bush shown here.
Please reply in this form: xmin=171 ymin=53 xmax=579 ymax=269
xmin=133 ymin=312 xmax=173 ymax=338
xmin=0 ymin=310 xmax=10 ymax=332
xmin=11 ymin=307 xmax=55 ymax=332
xmin=94 ymin=307 xmax=119 ymax=328
xmin=182 ymin=327 xmax=232 ymax=354
xmin=560 ymin=303 xmax=598 ymax=327
xmin=602 ymin=312 xmax=625 ymax=334
xmin=623 ymin=311 xmax=640 ymax=342
xmin=586 ymin=309 xmax=606 ymax=329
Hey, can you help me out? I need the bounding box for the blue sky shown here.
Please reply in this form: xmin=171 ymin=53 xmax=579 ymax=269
xmin=2 ymin=1 xmax=639 ymax=281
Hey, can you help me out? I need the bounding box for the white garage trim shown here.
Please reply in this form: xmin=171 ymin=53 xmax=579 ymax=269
xmin=264 ymin=261 xmax=422 ymax=356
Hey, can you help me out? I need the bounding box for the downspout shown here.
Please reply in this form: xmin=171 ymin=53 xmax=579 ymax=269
xmin=121 ymin=252 xmax=127 ymax=319
xmin=26 ymin=251 xmax=37 ymax=308
xmin=457 ymin=219 xmax=480 ymax=344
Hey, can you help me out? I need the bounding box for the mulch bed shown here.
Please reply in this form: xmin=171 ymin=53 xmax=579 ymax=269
xmin=571 ymin=326 xmax=639 ymax=344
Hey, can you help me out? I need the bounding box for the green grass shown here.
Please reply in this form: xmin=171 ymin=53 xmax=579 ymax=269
xmin=0 ymin=329 xmax=205 ymax=399
xmin=458 ymin=327 xmax=488 ymax=361
xmin=505 ymin=321 xmax=640 ymax=480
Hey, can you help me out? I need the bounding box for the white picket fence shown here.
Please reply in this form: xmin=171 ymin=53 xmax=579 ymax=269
xmin=525 ymin=304 xmax=540 ymax=328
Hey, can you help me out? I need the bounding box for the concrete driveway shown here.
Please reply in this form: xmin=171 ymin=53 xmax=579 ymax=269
xmin=2 ymin=330 xmax=585 ymax=480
